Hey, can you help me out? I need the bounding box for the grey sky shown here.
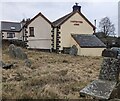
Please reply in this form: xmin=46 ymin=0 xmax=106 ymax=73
xmin=0 ymin=0 xmax=119 ymax=36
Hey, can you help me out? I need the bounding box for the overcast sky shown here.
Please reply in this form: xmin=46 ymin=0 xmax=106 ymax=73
xmin=0 ymin=0 xmax=119 ymax=36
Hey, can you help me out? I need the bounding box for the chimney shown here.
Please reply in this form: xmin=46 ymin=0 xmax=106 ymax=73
xmin=94 ymin=19 xmax=96 ymax=33
xmin=21 ymin=19 xmax=26 ymax=26
xmin=94 ymin=19 xmax=96 ymax=27
xmin=73 ymin=3 xmax=81 ymax=12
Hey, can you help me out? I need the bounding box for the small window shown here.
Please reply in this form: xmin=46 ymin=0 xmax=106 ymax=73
xmin=7 ymin=32 xmax=15 ymax=38
xmin=11 ymin=26 xmax=15 ymax=30
xmin=29 ymin=27 xmax=34 ymax=37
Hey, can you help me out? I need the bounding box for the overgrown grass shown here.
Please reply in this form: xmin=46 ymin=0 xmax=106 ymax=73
xmin=2 ymin=46 xmax=102 ymax=99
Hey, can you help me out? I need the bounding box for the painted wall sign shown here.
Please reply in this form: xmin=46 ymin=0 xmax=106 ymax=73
xmin=74 ymin=24 xmax=79 ymax=26
xmin=70 ymin=20 xmax=83 ymax=23
xmin=70 ymin=20 xmax=83 ymax=26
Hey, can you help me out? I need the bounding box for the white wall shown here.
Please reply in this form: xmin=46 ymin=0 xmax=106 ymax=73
xmin=27 ymin=14 xmax=52 ymax=49
xmin=59 ymin=12 xmax=94 ymax=50
xmin=2 ymin=31 xmax=22 ymax=40
xmin=54 ymin=28 xmax=57 ymax=50
xmin=80 ymin=48 xmax=105 ymax=56
xmin=28 ymin=39 xmax=51 ymax=49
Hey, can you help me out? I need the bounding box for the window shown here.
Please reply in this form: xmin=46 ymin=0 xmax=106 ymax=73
xmin=29 ymin=27 xmax=34 ymax=37
xmin=11 ymin=26 xmax=15 ymax=30
xmin=7 ymin=32 xmax=15 ymax=38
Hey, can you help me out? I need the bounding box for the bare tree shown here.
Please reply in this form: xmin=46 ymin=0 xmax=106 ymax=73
xmin=99 ymin=17 xmax=115 ymax=37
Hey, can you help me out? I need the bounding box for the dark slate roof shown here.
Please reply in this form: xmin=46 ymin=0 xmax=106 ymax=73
xmin=52 ymin=11 xmax=95 ymax=29
xmin=72 ymin=34 xmax=106 ymax=48
xmin=1 ymin=21 xmax=21 ymax=32
xmin=52 ymin=12 xmax=73 ymax=27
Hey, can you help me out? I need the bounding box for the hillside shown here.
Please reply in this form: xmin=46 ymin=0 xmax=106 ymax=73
xmin=2 ymin=45 xmax=103 ymax=99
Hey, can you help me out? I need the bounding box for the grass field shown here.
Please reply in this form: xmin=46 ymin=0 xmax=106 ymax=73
xmin=2 ymin=46 xmax=103 ymax=99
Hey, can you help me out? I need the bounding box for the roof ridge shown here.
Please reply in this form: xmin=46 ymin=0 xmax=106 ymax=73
xmin=1 ymin=21 xmax=20 ymax=23
xmin=53 ymin=12 xmax=73 ymax=22
xmin=26 ymin=12 xmax=51 ymax=26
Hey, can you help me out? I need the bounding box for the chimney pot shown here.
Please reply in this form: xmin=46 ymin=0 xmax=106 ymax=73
xmin=73 ymin=3 xmax=81 ymax=12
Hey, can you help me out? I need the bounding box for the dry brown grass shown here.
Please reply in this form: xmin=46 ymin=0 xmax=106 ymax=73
xmin=2 ymin=46 xmax=103 ymax=99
